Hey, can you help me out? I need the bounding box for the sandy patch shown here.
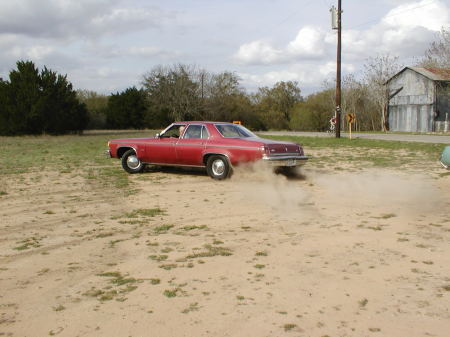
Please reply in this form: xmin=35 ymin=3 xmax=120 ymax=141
xmin=1 ymin=156 xmax=449 ymax=337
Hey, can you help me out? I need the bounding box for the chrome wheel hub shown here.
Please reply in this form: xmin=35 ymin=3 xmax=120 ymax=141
xmin=212 ymin=159 xmax=225 ymax=176
xmin=127 ymin=155 xmax=141 ymax=169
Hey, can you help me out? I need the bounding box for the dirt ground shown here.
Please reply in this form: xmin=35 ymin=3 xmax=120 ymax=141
xmin=1 ymin=151 xmax=449 ymax=337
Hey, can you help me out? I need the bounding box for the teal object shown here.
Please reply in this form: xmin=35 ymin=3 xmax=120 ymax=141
xmin=441 ymin=146 xmax=450 ymax=169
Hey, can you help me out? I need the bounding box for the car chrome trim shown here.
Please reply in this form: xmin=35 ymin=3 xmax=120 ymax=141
xmin=202 ymin=153 xmax=232 ymax=167
xmin=268 ymin=152 xmax=302 ymax=156
xmin=263 ymin=155 xmax=308 ymax=161
xmin=211 ymin=158 xmax=226 ymax=176
xmin=143 ymin=162 xmax=205 ymax=168
xmin=117 ymin=145 xmax=138 ymax=156
xmin=174 ymin=143 xmax=206 ymax=147
xmin=114 ymin=141 xmax=152 ymax=146
xmin=112 ymin=141 xmax=257 ymax=151
xmin=206 ymin=144 xmax=257 ymax=150
xmin=262 ymin=155 xmax=308 ymax=167
xmin=126 ymin=155 xmax=141 ymax=169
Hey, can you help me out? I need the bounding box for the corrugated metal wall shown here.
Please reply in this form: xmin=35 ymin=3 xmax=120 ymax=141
xmin=389 ymin=105 xmax=434 ymax=132
xmin=387 ymin=69 xmax=436 ymax=132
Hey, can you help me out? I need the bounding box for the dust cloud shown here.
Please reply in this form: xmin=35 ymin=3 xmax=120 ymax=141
xmin=231 ymin=163 xmax=444 ymax=219
xmin=230 ymin=162 xmax=311 ymax=213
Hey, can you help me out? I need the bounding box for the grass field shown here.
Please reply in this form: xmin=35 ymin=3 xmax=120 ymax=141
xmin=0 ymin=131 xmax=446 ymax=189
xmin=0 ymin=130 xmax=446 ymax=174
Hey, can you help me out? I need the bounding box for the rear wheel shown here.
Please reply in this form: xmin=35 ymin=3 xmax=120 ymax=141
xmin=206 ymin=155 xmax=231 ymax=180
xmin=121 ymin=149 xmax=145 ymax=174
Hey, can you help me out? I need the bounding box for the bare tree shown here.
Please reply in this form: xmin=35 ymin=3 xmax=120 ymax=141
xmin=363 ymin=54 xmax=402 ymax=131
xmin=418 ymin=27 xmax=450 ymax=68
xmin=142 ymin=64 xmax=202 ymax=121
xmin=342 ymin=75 xmax=381 ymax=131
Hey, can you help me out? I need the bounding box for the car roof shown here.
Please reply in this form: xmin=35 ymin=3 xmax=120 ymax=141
xmin=176 ymin=121 xmax=234 ymax=125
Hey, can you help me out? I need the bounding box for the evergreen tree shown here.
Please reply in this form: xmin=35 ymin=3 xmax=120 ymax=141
xmin=106 ymin=87 xmax=147 ymax=129
xmin=0 ymin=60 xmax=88 ymax=135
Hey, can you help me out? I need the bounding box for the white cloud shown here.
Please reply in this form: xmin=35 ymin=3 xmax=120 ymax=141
xmin=27 ymin=46 xmax=55 ymax=61
xmin=239 ymin=62 xmax=355 ymax=91
xmin=0 ymin=0 xmax=171 ymax=40
xmin=342 ymin=0 xmax=448 ymax=61
xmin=382 ymin=0 xmax=449 ymax=31
xmin=1 ymin=0 xmax=448 ymax=96
xmin=81 ymin=42 xmax=182 ymax=60
xmin=234 ymin=41 xmax=285 ymax=65
xmin=287 ymin=26 xmax=327 ymax=58
xmin=234 ymin=0 xmax=449 ymax=69
xmin=234 ymin=26 xmax=332 ymax=66
xmin=90 ymin=7 xmax=170 ymax=36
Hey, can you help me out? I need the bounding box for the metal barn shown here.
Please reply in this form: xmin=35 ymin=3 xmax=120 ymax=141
xmin=386 ymin=67 xmax=450 ymax=132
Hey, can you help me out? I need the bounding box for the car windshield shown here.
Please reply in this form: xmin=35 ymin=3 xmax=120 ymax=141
xmin=215 ymin=124 xmax=256 ymax=138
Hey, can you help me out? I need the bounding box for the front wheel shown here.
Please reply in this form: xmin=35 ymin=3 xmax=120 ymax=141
xmin=206 ymin=155 xmax=232 ymax=180
xmin=121 ymin=149 xmax=145 ymax=174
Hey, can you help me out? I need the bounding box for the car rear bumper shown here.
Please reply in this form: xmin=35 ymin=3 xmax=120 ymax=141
xmin=262 ymin=155 xmax=308 ymax=167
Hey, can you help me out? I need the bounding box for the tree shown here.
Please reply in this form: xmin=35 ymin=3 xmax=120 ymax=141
xmin=290 ymin=89 xmax=334 ymax=131
xmin=201 ymin=71 xmax=256 ymax=124
xmin=106 ymin=87 xmax=147 ymax=129
xmin=77 ymin=90 xmax=109 ymax=129
xmin=0 ymin=79 xmax=11 ymax=135
xmin=254 ymin=81 xmax=302 ymax=130
xmin=419 ymin=27 xmax=450 ymax=68
xmin=5 ymin=61 xmax=41 ymax=134
xmin=0 ymin=60 xmax=88 ymax=135
xmin=342 ymin=75 xmax=380 ymax=131
xmin=36 ymin=67 xmax=88 ymax=134
xmin=363 ymin=54 xmax=402 ymax=131
xmin=142 ymin=64 xmax=202 ymax=122
xmin=141 ymin=64 xmax=258 ymax=127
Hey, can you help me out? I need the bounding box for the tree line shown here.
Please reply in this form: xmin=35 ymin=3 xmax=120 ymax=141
xmin=1 ymin=27 xmax=448 ymax=136
xmin=0 ymin=61 xmax=88 ymax=135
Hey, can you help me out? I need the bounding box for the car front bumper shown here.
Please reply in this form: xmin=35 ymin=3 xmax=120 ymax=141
xmin=262 ymin=155 xmax=309 ymax=167
xmin=105 ymin=149 xmax=112 ymax=158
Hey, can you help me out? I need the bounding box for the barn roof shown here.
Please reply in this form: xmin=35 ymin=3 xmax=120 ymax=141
xmin=387 ymin=67 xmax=450 ymax=83
xmin=410 ymin=67 xmax=450 ymax=81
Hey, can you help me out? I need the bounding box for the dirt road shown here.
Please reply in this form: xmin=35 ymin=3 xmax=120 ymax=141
xmin=1 ymin=153 xmax=449 ymax=337
xmin=259 ymin=131 xmax=450 ymax=144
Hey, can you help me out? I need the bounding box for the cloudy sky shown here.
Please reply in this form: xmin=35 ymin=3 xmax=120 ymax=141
xmin=0 ymin=0 xmax=448 ymax=96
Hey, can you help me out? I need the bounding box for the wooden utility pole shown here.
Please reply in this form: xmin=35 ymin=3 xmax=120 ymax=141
xmin=335 ymin=0 xmax=342 ymax=138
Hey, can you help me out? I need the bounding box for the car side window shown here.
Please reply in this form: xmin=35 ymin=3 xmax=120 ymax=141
xmin=184 ymin=125 xmax=202 ymax=139
xmin=161 ymin=125 xmax=184 ymax=138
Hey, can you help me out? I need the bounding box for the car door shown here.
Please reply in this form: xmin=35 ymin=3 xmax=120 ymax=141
xmin=175 ymin=124 xmax=208 ymax=166
xmin=146 ymin=124 xmax=183 ymax=164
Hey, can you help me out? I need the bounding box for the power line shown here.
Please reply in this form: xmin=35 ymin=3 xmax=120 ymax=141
xmin=348 ymin=0 xmax=437 ymax=29
xmin=258 ymin=0 xmax=319 ymax=36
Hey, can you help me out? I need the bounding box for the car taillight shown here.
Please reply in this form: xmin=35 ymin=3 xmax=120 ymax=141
xmin=260 ymin=145 xmax=269 ymax=158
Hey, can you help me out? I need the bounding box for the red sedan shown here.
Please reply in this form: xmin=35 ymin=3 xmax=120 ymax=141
xmin=106 ymin=122 xmax=308 ymax=179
